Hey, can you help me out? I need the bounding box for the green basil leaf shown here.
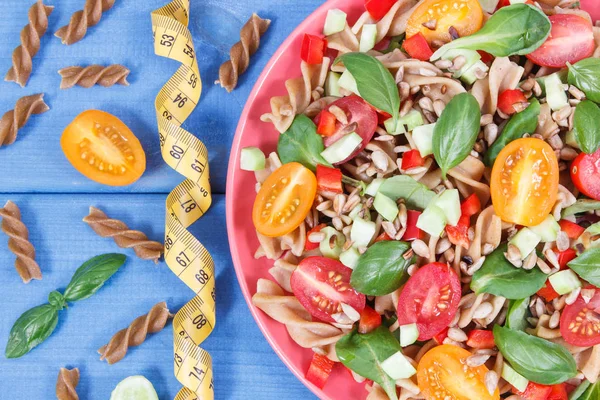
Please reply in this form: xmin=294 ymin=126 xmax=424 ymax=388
xmin=505 ymin=297 xmax=531 ymax=332
xmin=572 ymin=100 xmax=600 ymax=154
xmin=336 ymin=52 xmax=399 ymax=123
xmin=351 ymin=241 xmax=413 ymax=295
xmin=378 ymin=175 xmax=435 ymax=210
xmin=433 ymin=93 xmax=481 ymax=178
xmin=5 ymin=304 xmax=59 ymax=358
xmin=493 ymin=325 xmax=577 ymax=384
xmin=568 ymin=248 xmax=600 ymax=287
xmin=568 ymin=58 xmax=600 ymax=104
xmin=484 ymin=99 xmax=540 ymax=166
xmin=336 ymin=326 xmax=401 ymax=400
xmin=575 ymin=381 xmax=598 ymax=400
xmin=432 ymin=4 xmax=551 ymax=59
xmin=562 ymin=199 xmax=600 ymax=217
xmin=48 ymin=291 xmax=66 ymax=311
xmin=63 ymin=253 xmax=127 ymax=302
xmin=277 ymin=115 xmax=330 ymax=171
xmin=471 ymin=244 xmax=547 ymax=299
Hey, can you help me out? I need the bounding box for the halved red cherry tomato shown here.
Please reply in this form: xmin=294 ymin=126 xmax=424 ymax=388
xmin=316 ymin=164 xmax=343 ymax=193
xmin=417 ymin=345 xmax=500 ymax=400
xmin=402 ymin=149 xmax=425 ymax=170
xmin=365 ymin=0 xmax=397 ymax=20
xmin=397 ymin=262 xmax=462 ymax=340
xmin=253 ymin=162 xmax=317 ymax=237
xmin=306 ymin=353 xmax=335 ymax=389
xmin=498 ymin=89 xmax=527 ymax=116
xmin=527 ymin=14 xmax=595 ymax=68
xmin=461 ymin=193 xmax=481 ymax=218
xmin=358 ymin=305 xmax=382 ymax=334
xmin=301 ymin=34 xmax=327 ymax=65
xmin=403 ymin=33 xmax=434 ymax=61
xmin=548 ymin=383 xmax=568 ymax=400
xmin=317 ymin=110 xmax=337 ymax=137
xmin=305 ymin=223 xmax=327 ymax=251
xmin=559 ymin=220 xmax=585 ymax=240
xmin=466 ymin=330 xmax=495 ymax=349
xmin=560 ymin=288 xmax=600 ymax=346
xmin=291 ymin=256 xmax=366 ymax=323
xmin=537 ymin=280 xmax=560 ymax=302
xmin=556 ymin=248 xmax=577 ymax=270
xmin=491 ymin=138 xmax=559 ymax=226
xmin=513 ymin=381 xmax=553 ymax=400
xmin=571 ymin=149 xmax=600 ymax=200
xmin=403 ymin=210 xmax=423 ymax=241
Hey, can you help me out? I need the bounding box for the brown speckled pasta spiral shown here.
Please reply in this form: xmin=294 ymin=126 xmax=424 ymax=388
xmin=55 ymin=0 xmax=116 ymax=45
xmin=0 ymin=93 xmax=49 ymax=148
xmin=56 ymin=368 xmax=80 ymax=400
xmin=58 ymin=65 xmax=130 ymax=89
xmin=4 ymin=0 xmax=54 ymax=87
xmin=98 ymin=302 xmax=172 ymax=364
xmin=0 ymin=201 xmax=42 ymax=284
xmin=217 ymin=13 xmax=270 ymax=92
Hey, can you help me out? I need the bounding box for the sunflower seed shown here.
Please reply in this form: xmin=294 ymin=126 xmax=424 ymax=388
xmin=329 ymin=105 xmax=348 ymax=125
xmin=395 ymin=65 xmax=405 ymax=83
xmin=418 ymin=96 xmax=434 ymax=112
xmin=522 ymin=252 xmax=538 ymax=270
xmin=548 ymin=134 xmax=564 ymax=150
xmin=436 ymin=237 xmax=452 ymax=254
xmin=382 ymin=221 xmax=397 ymax=238
xmin=332 ymin=217 xmax=344 ymax=231
xmin=560 ymin=147 xmax=579 ymax=161
xmin=473 ymin=302 xmax=493 ymax=319
xmin=544 ymin=248 xmax=560 ymax=269
xmin=419 ymin=68 xmax=438 ymax=77
xmin=407 ymin=263 xmax=418 ymax=276
xmin=308 ymin=232 xmax=325 ymax=243
xmin=568 ymin=85 xmax=585 ymax=100
xmin=371 ymin=150 xmax=389 ymax=171
xmin=316 ymin=200 xmax=332 ymax=211
xmin=552 ymin=105 xmax=572 ymax=122
xmin=535 ymin=297 xmax=545 ymax=317
xmin=549 ymin=310 xmax=561 ymax=329
xmin=435 ymin=59 xmax=453 ymax=69
xmin=466 ymin=353 xmax=490 ymax=367
xmin=565 ymin=287 xmax=581 ymax=305
xmin=485 ymin=371 xmax=499 ymax=396
xmin=411 ymin=239 xmax=430 ymax=258
xmin=480 ymin=114 xmax=494 ymax=126
xmin=581 ymin=288 xmax=596 ymax=304
xmin=467 ymin=256 xmax=486 ymax=275
xmin=482 ymin=243 xmax=496 ymax=256
xmin=484 ymin=124 xmax=498 ymax=146
xmin=520 ymin=78 xmax=535 ymax=91
xmin=556 ymin=231 xmax=570 ymax=252
xmin=448 ymin=327 xmax=468 ymax=342
xmin=422 ymin=18 xmax=438 ymax=30
xmin=537 ymin=257 xmax=553 ymax=274
xmin=433 ymin=100 xmax=446 ymax=117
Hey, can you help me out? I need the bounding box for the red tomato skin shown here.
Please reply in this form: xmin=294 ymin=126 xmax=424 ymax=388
xmin=317 ymin=110 xmax=338 ymax=137
xmin=358 ymin=305 xmax=382 ymax=334
xmin=537 ymin=280 xmax=560 ymax=302
xmin=402 ymin=33 xmax=434 ymax=61
xmin=301 ymin=34 xmax=327 ymax=65
xmin=498 ymin=89 xmax=527 ymax=115
xmin=401 ymin=149 xmax=425 ymax=170
xmin=291 ymin=257 xmax=366 ymax=323
xmin=365 ymin=0 xmax=397 ymax=20
xmin=547 ymin=384 xmax=568 ymax=400
xmin=466 ymin=330 xmax=496 ymax=349
xmin=461 ymin=193 xmax=481 ymax=218
xmin=316 ymin=164 xmax=343 ymax=194
xmin=305 ymin=223 xmax=327 ymax=251
xmin=560 ymin=290 xmax=600 ymax=347
xmin=376 ymin=110 xmax=392 ymax=125
xmin=571 ymin=149 xmax=600 ymax=200
xmin=556 ymin=248 xmax=577 ymax=270
xmin=396 ymin=262 xmax=462 ymax=340
xmin=514 ymin=382 xmax=553 ymax=400
xmin=402 ymin=210 xmax=423 ymax=241
xmin=306 ymin=353 xmax=335 ymax=389
xmin=558 ymin=220 xmax=585 ymax=240
xmin=527 ymin=14 xmax=595 ymax=68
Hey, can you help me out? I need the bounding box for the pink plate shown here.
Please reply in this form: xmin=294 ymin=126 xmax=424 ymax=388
xmin=226 ymin=1 xmax=600 ymax=399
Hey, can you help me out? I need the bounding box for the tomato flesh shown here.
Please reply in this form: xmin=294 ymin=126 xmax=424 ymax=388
xmin=466 ymin=329 xmax=495 ymax=349
xmin=316 ymin=164 xmax=342 ymax=193
xmin=291 ymin=256 xmax=366 ymax=323
xmin=513 ymin=381 xmax=553 ymax=400
xmin=358 ymin=305 xmax=382 ymax=334
xmin=491 ymin=138 xmax=559 ymax=226
xmin=252 ymin=162 xmax=317 ymax=237
xmin=558 ymin=220 xmax=584 ymax=240
xmin=417 ymin=345 xmax=500 ymax=400
xmin=527 ymin=14 xmax=594 ymax=68
xmin=571 ymin=149 xmax=600 ymax=201
xmin=397 ymin=262 xmax=461 ymax=340
xmin=560 ymin=288 xmax=600 ymax=347
xmin=498 ymin=89 xmax=527 ymax=116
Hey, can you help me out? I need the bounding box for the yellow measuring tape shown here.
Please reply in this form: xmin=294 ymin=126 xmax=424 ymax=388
xmin=151 ymin=1 xmax=215 ymax=399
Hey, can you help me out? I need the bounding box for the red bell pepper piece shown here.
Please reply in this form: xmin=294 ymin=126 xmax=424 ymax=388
xmin=306 ymin=352 xmax=335 ymax=389
xmin=556 ymin=248 xmax=577 ymax=270
xmin=478 ymin=50 xmax=494 ymax=64
xmin=316 ymin=164 xmax=343 ymax=194
xmin=401 ymin=149 xmax=425 ymax=170
xmin=301 ymin=34 xmax=327 ymax=65
xmin=317 ymin=110 xmax=337 ymax=137
xmin=402 ymin=33 xmax=434 ymax=61
xmin=433 ymin=327 xmax=449 ymax=345
xmin=446 ymin=215 xmax=471 ymax=250
xmin=377 ymin=110 xmax=392 ymax=126
xmin=547 ymin=384 xmax=568 ymax=400
xmin=466 ymin=329 xmax=496 ymax=349
xmin=305 ymin=223 xmax=327 ymax=251
xmin=537 ymin=279 xmax=560 ymax=302
xmin=461 ymin=194 xmax=481 ymax=218
xmin=558 ymin=220 xmax=585 ymax=240
xmin=365 ymin=0 xmax=397 ymax=20
xmin=402 ymin=210 xmax=423 ymax=241
xmin=513 ymin=382 xmax=553 ymax=400
xmin=498 ymin=89 xmax=528 ymax=115
xmin=358 ymin=305 xmax=382 ymax=334
xmin=374 ymin=232 xmax=392 ymax=243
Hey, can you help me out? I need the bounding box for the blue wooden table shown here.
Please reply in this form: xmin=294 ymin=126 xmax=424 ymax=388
xmin=0 ymin=0 xmax=323 ymax=398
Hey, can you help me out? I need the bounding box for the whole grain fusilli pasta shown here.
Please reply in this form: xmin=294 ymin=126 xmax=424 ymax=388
xmin=55 ymin=0 xmax=116 ymax=45
xmin=58 ymin=65 xmax=130 ymax=89
xmin=56 ymin=367 xmax=79 ymax=400
xmin=0 ymin=93 xmax=49 ymax=148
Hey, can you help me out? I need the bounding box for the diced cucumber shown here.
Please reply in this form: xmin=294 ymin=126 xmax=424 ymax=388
xmin=320 ymin=133 xmax=362 ymax=164
xmin=323 ymin=9 xmax=347 ymax=36
xmin=502 ymin=363 xmax=529 ymax=393
xmin=565 ymin=130 xmax=580 ymax=150
xmin=348 ymin=203 xmax=365 ymax=220
xmin=374 ymin=192 xmax=399 ymax=222
xmin=325 ymin=71 xmax=342 ymax=97
xmin=478 ymin=0 xmax=500 ymax=13
xmin=400 ymin=110 xmax=425 ymax=132
xmin=549 ymin=270 xmax=582 ymax=295
xmin=432 ymin=189 xmax=461 ymax=226
xmin=351 ymin=218 xmax=376 ymax=248
xmin=417 ymin=204 xmax=447 ymax=237
xmin=110 ymin=376 xmax=159 ymax=400
xmin=381 ymin=351 xmax=416 ymax=380
xmin=399 ymin=323 xmax=419 ymax=347
xmin=412 ymin=123 xmax=436 ymax=157
xmin=384 ymin=117 xmax=406 ymax=136
xmin=545 ymin=73 xmax=569 ymax=111
xmin=509 ymin=227 xmax=541 ymax=259
xmin=529 ymin=215 xmax=560 ymax=242
xmin=240 ymin=147 xmax=266 ymax=171
xmin=340 ymin=247 xmax=361 ymax=269
xmin=510 ymin=0 xmax=528 ymax=3
xmin=460 ymin=60 xmax=489 ymax=85
xmin=338 ymin=70 xmax=359 ymax=96
xmin=360 ymin=24 xmax=377 ymax=53
xmin=365 ymin=178 xmax=384 ymax=197
xmin=441 ymin=49 xmax=481 ymax=78
xmin=320 ymin=227 xmax=346 ymax=259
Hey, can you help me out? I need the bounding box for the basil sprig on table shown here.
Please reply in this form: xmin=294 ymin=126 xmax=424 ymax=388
xmin=5 ymin=254 xmax=126 ymax=358
xmin=568 ymin=58 xmax=600 ymax=104
xmin=378 ymin=175 xmax=435 ymax=210
xmin=505 ymin=297 xmax=531 ymax=332
xmin=431 ymin=4 xmax=551 ymax=60
xmin=572 ymin=100 xmax=600 ymax=155
xmin=471 ymin=245 xmax=546 ymax=299
xmin=336 ymin=326 xmax=401 ymax=400
xmin=351 ymin=241 xmax=414 ymax=296
xmin=277 ymin=115 xmax=330 ymax=171
xmin=433 ymin=93 xmax=481 ymax=178
xmin=493 ymin=325 xmax=577 ymax=385
xmin=336 ymin=52 xmax=400 ymax=124
xmin=484 ymin=99 xmax=540 ymax=167
xmin=568 ymin=248 xmax=600 ymax=287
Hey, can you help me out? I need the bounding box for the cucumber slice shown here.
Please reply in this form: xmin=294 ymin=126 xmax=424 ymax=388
xmin=478 ymin=0 xmax=500 ymax=13
xmin=320 ymin=227 xmax=346 ymax=259
xmin=365 ymin=178 xmax=384 ymax=197
xmin=110 ymin=376 xmax=159 ymax=400
xmin=384 ymin=116 xmax=406 ymax=136
xmin=549 ymin=270 xmax=582 ymax=295
xmin=399 ymin=323 xmax=419 ymax=347
xmin=338 ymin=70 xmax=359 ymax=96
xmin=545 ymin=73 xmax=569 ymax=111
xmin=509 ymin=227 xmax=541 ymax=259
xmin=323 ymin=9 xmax=347 ymax=36
xmin=360 ymin=24 xmax=377 ymax=53
xmin=460 ymin=60 xmax=489 ymax=84
xmin=340 ymin=247 xmax=361 ymax=269
xmin=320 ymin=132 xmax=362 ymax=164
xmin=412 ymin=123 xmax=436 ymax=157
xmin=351 ymin=218 xmax=376 ymax=248
xmin=417 ymin=204 xmax=447 ymax=237
xmin=240 ymin=147 xmax=266 ymax=171
xmin=565 ymin=130 xmax=580 ymax=150
xmin=529 ymin=215 xmax=560 ymax=242
xmin=325 ymin=71 xmax=342 ymax=98
xmin=432 ymin=189 xmax=461 ymax=226
xmin=381 ymin=351 xmax=417 ymax=380
xmin=374 ymin=192 xmax=399 ymax=222
xmin=400 ymin=110 xmax=425 ymax=132
xmin=441 ymin=49 xmax=481 ymax=78
xmin=502 ymin=363 xmax=529 ymax=393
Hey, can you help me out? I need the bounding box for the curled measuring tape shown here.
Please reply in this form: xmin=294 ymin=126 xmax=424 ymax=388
xmin=151 ymin=1 xmax=215 ymax=399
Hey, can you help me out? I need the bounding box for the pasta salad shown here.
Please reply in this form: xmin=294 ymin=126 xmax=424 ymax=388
xmin=240 ymin=0 xmax=600 ymax=399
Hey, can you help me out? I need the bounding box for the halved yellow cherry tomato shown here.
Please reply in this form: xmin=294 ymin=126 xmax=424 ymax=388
xmin=417 ymin=344 xmax=500 ymax=400
xmin=491 ymin=138 xmax=559 ymax=227
xmin=61 ymin=110 xmax=146 ymax=186
xmin=253 ymin=162 xmax=317 ymax=237
xmin=406 ymin=0 xmax=484 ymax=44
